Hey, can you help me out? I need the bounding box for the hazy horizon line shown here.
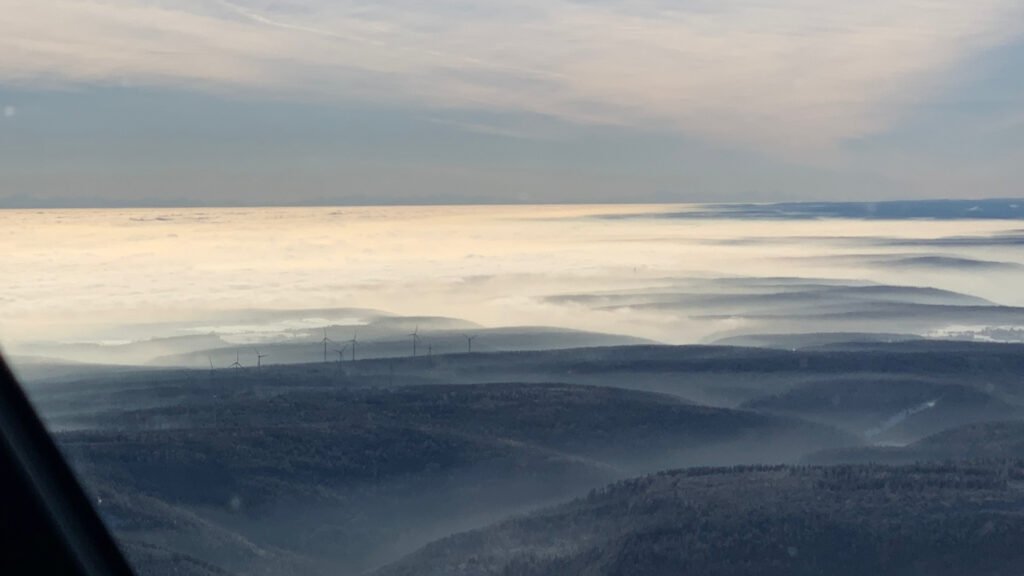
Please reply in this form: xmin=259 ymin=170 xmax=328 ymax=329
xmin=4 ymin=196 xmax=1024 ymax=211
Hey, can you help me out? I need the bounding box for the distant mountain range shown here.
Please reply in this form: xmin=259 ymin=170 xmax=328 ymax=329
xmin=6 ymin=198 xmax=1024 ymax=218
xmin=601 ymin=198 xmax=1024 ymax=220
xmin=13 ymin=312 xmax=653 ymax=370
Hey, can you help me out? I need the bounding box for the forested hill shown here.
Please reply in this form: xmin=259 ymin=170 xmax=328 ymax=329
xmin=375 ymin=461 xmax=1024 ymax=576
xmin=29 ymin=341 xmax=1024 ymax=576
xmin=806 ymin=421 xmax=1024 ymax=465
xmin=54 ymin=382 xmax=851 ymax=576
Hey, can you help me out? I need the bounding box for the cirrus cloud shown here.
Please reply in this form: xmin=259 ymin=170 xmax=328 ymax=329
xmin=1 ymin=0 xmax=1022 ymax=154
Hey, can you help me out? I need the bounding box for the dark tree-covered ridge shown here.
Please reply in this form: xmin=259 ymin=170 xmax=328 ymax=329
xmin=376 ymin=461 xmax=1024 ymax=576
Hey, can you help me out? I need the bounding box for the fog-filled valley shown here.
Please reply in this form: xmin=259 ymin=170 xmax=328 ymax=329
xmin=9 ymin=202 xmax=1024 ymax=575
xmin=7 ymin=0 xmax=1024 ymax=559
xmin=17 ymin=339 xmax=1024 ymax=575
xmin=9 ymin=202 xmax=1024 ymax=358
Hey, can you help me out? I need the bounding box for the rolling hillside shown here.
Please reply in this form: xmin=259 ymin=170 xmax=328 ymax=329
xmin=54 ymin=379 xmax=851 ymax=576
xmin=375 ymin=462 xmax=1024 ymax=576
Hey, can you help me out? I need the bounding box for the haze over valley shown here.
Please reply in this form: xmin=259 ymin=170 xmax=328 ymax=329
xmin=10 ymin=200 xmax=1024 ymax=575
xmin=7 ymin=0 xmax=1024 ymax=571
xmin=8 ymin=201 xmax=1024 ymax=370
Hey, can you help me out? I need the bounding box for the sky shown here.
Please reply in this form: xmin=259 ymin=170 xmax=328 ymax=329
xmin=1 ymin=0 xmax=1023 ymax=206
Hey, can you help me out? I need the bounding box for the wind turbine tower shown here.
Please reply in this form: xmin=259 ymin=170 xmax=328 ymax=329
xmin=465 ymin=334 xmax=477 ymax=353
xmin=255 ymin=349 xmax=268 ymax=371
xmin=230 ymin=350 xmax=243 ymax=369
xmin=410 ymin=325 xmax=421 ymax=357
xmin=319 ymin=327 xmax=334 ymax=363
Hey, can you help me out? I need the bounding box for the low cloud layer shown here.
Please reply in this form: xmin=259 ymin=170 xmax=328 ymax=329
xmin=6 ymin=204 xmax=1024 ymax=354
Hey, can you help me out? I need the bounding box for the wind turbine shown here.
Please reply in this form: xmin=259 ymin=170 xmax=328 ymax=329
xmin=335 ymin=344 xmax=349 ymax=363
xmin=409 ymin=325 xmax=421 ymax=357
xmin=349 ymin=329 xmax=358 ymax=362
xmin=254 ymin=349 xmax=268 ymax=371
xmin=208 ymin=355 xmax=214 ymax=371
xmin=319 ymin=327 xmax=334 ymax=363
xmin=464 ymin=334 xmax=477 ymax=353
xmin=230 ymin=350 xmax=242 ymax=369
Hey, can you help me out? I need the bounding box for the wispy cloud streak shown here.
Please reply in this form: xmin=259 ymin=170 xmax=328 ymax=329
xmin=1 ymin=0 xmax=1022 ymax=153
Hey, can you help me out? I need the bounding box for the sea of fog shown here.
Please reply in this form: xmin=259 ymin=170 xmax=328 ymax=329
xmin=5 ymin=203 xmax=1024 ymax=366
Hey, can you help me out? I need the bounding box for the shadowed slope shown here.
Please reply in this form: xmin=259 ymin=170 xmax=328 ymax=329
xmin=375 ymin=462 xmax=1024 ymax=576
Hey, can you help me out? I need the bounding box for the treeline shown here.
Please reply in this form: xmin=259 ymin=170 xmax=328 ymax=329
xmin=376 ymin=461 xmax=1024 ymax=576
